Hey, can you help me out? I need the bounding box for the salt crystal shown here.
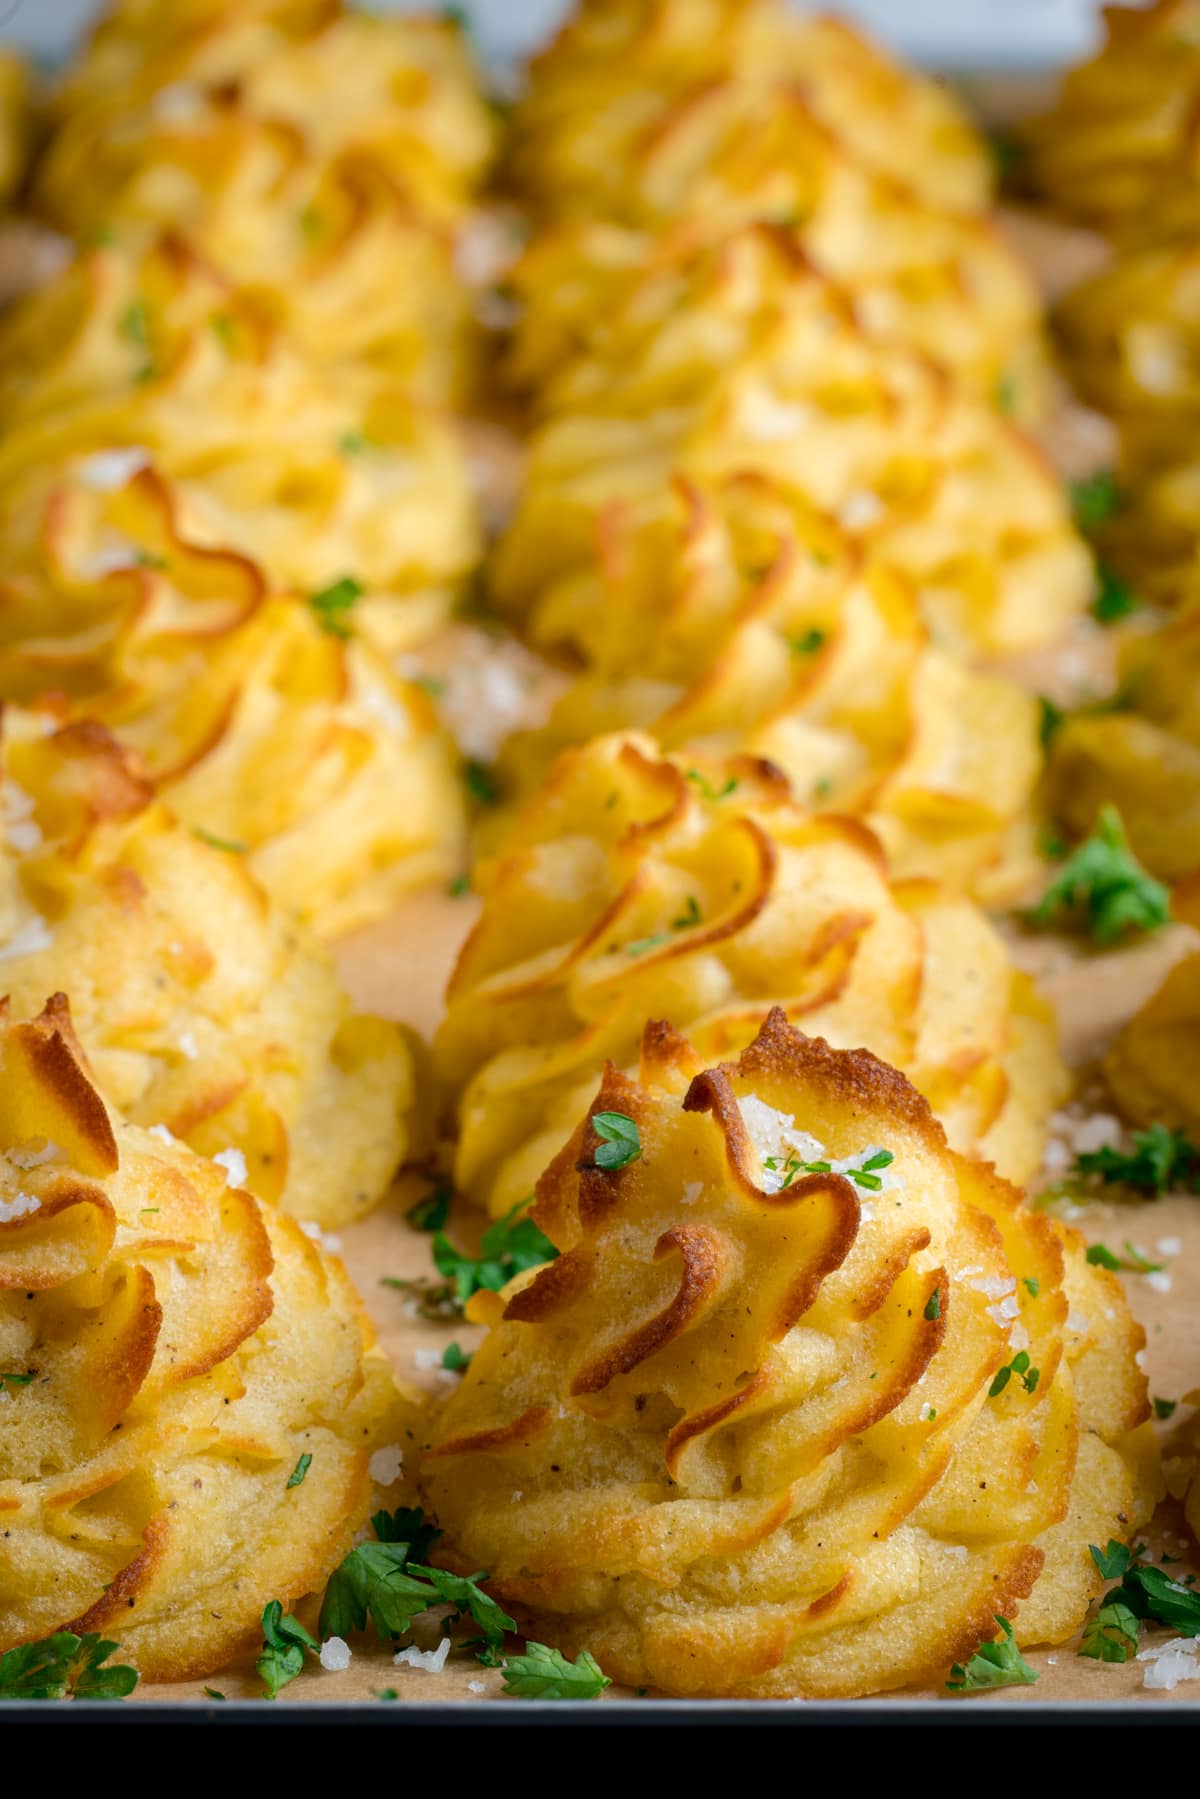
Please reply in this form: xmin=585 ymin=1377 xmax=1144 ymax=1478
xmin=0 ymin=917 xmax=52 ymax=961
xmin=299 ymin=1220 xmax=342 ymax=1254
xmin=77 ymin=447 xmax=150 ymax=491
xmin=1072 ymin=1113 xmax=1123 ymax=1155
xmin=148 ymin=1123 xmax=176 ymax=1144
xmin=467 ymin=1679 xmax=486 ymax=1694
xmin=1139 ymin=1638 xmax=1200 ymax=1691
xmin=319 ymin=1637 xmax=352 ymax=1672
xmin=1145 ymin=1270 xmax=1173 ymax=1295
xmin=837 ymin=490 xmax=885 ymax=531
xmin=0 ymin=1190 xmax=40 ymax=1223
xmin=369 ymin=1445 xmax=404 ymax=1486
xmin=394 ymin=1638 xmax=451 ymax=1674
xmin=213 ymin=1147 xmax=248 ymax=1188
xmin=177 ymin=1030 xmax=199 ymax=1061
xmin=1156 ymin=1237 xmax=1182 ymax=1258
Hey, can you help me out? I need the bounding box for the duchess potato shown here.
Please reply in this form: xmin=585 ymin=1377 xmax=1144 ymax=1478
xmin=493 ymin=270 xmax=1087 ymax=660
xmin=1105 ymin=950 xmax=1200 ymax=1135
xmin=490 ymin=475 xmax=1044 ymax=902
xmin=0 ymin=993 xmax=407 ymax=1679
xmin=422 ymin=1010 xmax=1155 ymax=1698
xmin=437 ymin=733 xmax=1067 ymax=1219
xmin=0 ymin=455 xmax=467 ymax=937
xmin=39 ymin=1 xmax=494 ymax=233
xmin=1019 ymin=1 xmax=1200 ymax=231
xmin=1046 ymin=602 xmax=1200 ymax=882
xmin=0 ymin=241 xmax=479 ymax=655
xmin=0 ymin=707 xmax=415 ymax=1226
xmin=513 ymin=0 xmax=992 ymax=216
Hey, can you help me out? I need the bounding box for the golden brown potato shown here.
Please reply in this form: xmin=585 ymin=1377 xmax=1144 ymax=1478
xmin=493 ymin=266 xmax=1087 ymax=659
xmin=0 ymin=50 xmax=29 ymax=207
xmin=508 ymin=156 xmax=1045 ymax=423
xmin=513 ymin=0 xmax=993 ymax=217
xmin=0 ymin=241 xmax=480 ymax=649
xmin=437 ymin=734 xmax=1067 ymax=1218
xmin=1105 ymin=950 xmax=1200 ymax=1133
xmin=1046 ymin=604 xmax=1200 ymax=883
xmin=40 ymin=2 xmax=494 ymax=233
xmin=0 ymin=452 xmax=467 ymax=936
xmin=1019 ymin=1 xmax=1200 ymax=231
xmin=0 ymin=708 xmax=415 ymax=1226
xmin=422 ymin=1010 xmax=1156 ymax=1698
xmin=0 ymin=993 xmax=404 ymax=1679
xmin=490 ymin=478 xmax=1044 ymax=902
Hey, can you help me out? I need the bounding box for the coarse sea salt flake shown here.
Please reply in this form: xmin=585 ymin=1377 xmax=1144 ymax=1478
xmin=0 ymin=917 xmax=52 ymax=961
xmin=1145 ymin=1270 xmax=1173 ymax=1295
xmin=319 ymin=1637 xmax=352 ymax=1672
xmin=1139 ymin=1639 xmax=1200 ymax=1690
xmin=213 ymin=1147 xmax=247 ymax=1188
xmin=394 ymin=1638 xmax=451 ymax=1674
xmin=369 ymin=1445 xmax=404 ymax=1486
xmin=1157 ymin=1237 xmax=1182 ymax=1258
xmin=77 ymin=446 xmax=150 ymax=491
xmin=299 ymin=1220 xmax=343 ymax=1254
xmin=0 ymin=1190 xmax=40 ymax=1223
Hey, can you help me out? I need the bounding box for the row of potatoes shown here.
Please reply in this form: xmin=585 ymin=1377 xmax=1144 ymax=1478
xmin=0 ymin=0 xmax=1189 ymax=1703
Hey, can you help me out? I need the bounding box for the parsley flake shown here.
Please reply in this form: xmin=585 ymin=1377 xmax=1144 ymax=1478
xmin=591 ymin=1111 xmax=641 ymax=1172
xmin=1086 ymin=1240 xmax=1164 ymax=1275
xmin=463 ymin=759 xmax=500 ymax=806
xmin=447 ymin=872 xmax=471 ymax=898
xmin=946 ymin=1617 xmax=1037 ymax=1692
xmin=1029 ymin=806 xmax=1170 ymax=946
xmin=501 ymin=1642 xmax=611 ymax=1700
xmin=988 ymin=1350 xmax=1040 ymax=1398
xmin=0 ymin=1370 xmax=34 ymax=1392
xmin=1093 ymin=562 xmax=1140 ymax=624
xmin=923 ymin=1288 xmax=941 ymax=1322
xmin=1022 ymin=1277 xmax=1040 ymax=1297
xmin=257 ymin=1601 xmax=319 ymax=1699
xmin=191 ymin=826 xmax=247 ymax=854
xmin=407 ymin=1184 xmax=452 ymax=1233
xmin=430 ymin=1202 xmax=557 ymax=1308
xmin=442 ymin=1341 xmax=472 ymax=1373
xmin=1079 ymin=1540 xmax=1200 ymax=1662
xmin=286 ymin=1453 xmax=312 ymax=1490
xmin=1154 ymin=1397 xmax=1178 ymax=1420
xmin=1070 ymin=471 xmax=1124 ymax=534
xmin=789 ymin=627 xmax=826 ymax=655
xmin=309 ymin=575 xmax=364 ymax=639
xmin=203 ymin=1687 xmax=226 ymax=1701
xmin=686 ymin=768 xmax=738 ymax=802
xmin=1078 ymin=1122 xmax=1200 ymax=1195
xmin=0 ymin=1632 xmax=138 ymax=1701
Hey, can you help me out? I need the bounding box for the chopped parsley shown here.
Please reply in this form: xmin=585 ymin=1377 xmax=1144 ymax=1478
xmin=462 ymin=759 xmax=500 ymax=807
xmin=286 ymin=1453 xmax=312 ymax=1490
xmin=1077 ymin=1122 xmax=1200 ymax=1195
xmin=1092 ymin=563 xmax=1140 ymax=625
xmin=1078 ymin=1541 xmax=1200 ymax=1662
xmin=0 ymin=1632 xmax=138 ymax=1701
xmin=764 ymin=1147 xmax=894 ymax=1193
xmin=442 ymin=1341 xmax=472 ymax=1373
xmin=501 ymin=1642 xmax=611 ymax=1700
xmin=590 ymin=1111 xmax=641 ymax=1172
xmin=203 ymin=1687 xmax=226 ymax=1701
xmin=994 ymin=370 xmax=1018 ymax=416
xmin=447 ymin=872 xmax=471 ymax=898
xmin=988 ymin=1351 xmax=1040 ymax=1398
xmin=789 ymin=627 xmax=826 ymax=655
xmin=946 ymin=1617 xmax=1037 ymax=1692
xmin=686 ymin=768 xmax=738 ymax=802
xmin=407 ymin=1183 xmax=452 ymax=1233
xmin=1038 ymin=696 xmax=1065 ymax=749
xmin=1022 ymin=1277 xmax=1040 ymax=1297
xmin=1070 ymin=470 xmax=1124 ymax=535
xmin=209 ymin=311 xmax=237 ymax=352
xmin=431 ymin=1202 xmax=557 ymax=1307
xmin=1085 ymin=1241 xmax=1164 ymax=1275
xmin=0 ymin=1370 xmax=34 ymax=1392
xmin=309 ymin=575 xmax=364 ymax=639
xmin=118 ymin=297 xmax=151 ymax=351
xmin=257 ymin=1601 xmax=320 ymax=1699
xmin=1028 ymin=806 xmax=1170 ymax=946
xmin=191 ymin=826 xmax=247 ymax=854
xmin=924 ymin=1288 xmax=942 ymax=1322
xmin=319 ymin=1508 xmax=512 ymax=1662
xmin=1153 ymin=1396 xmax=1178 ymax=1420
xmin=337 ymin=429 xmax=376 ymax=457
xmin=626 ymin=894 xmax=703 ymax=957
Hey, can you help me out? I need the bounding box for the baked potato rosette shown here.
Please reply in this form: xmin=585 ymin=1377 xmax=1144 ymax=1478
xmin=0 ymin=241 xmax=480 ymax=653
xmin=493 ymin=279 xmax=1088 ymax=660
xmin=40 ymin=1 xmax=494 ymax=232
xmin=0 ymin=994 xmax=406 ymax=1678
xmin=512 ymin=0 xmax=992 ymax=217
xmin=1104 ymin=946 xmax=1200 ymax=1136
xmin=491 ymin=476 xmax=1043 ymax=901
xmin=422 ymin=1011 xmax=1155 ymax=1698
xmin=0 ymin=460 xmax=467 ymax=937
xmin=1046 ymin=602 xmax=1200 ymax=884
xmin=1018 ymin=1 xmax=1200 ymax=231
xmin=507 ymin=162 xmax=1046 ymax=423
xmin=436 ymin=733 xmax=1066 ymax=1219
xmin=0 ymin=708 xmax=415 ymax=1226
xmin=0 ymin=50 xmax=28 ymax=208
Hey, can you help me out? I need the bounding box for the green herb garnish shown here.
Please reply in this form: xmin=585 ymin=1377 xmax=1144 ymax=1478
xmin=0 ymin=1370 xmax=34 ymax=1392
xmin=924 ymin=1288 xmax=942 ymax=1321
xmin=191 ymin=826 xmax=247 ymax=854
xmin=988 ymin=1351 xmax=1040 ymax=1398
xmin=685 ymin=768 xmax=738 ymax=803
xmin=1078 ymin=1541 xmax=1200 ymax=1662
xmin=1085 ymin=1240 xmax=1164 ymax=1274
xmin=590 ymin=1111 xmax=642 ymax=1172
xmin=1078 ymin=1122 xmax=1200 ymax=1195
xmin=1092 ymin=562 xmax=1140 ymax=624
xmin=286 ymin=1453 xmax=312 ymax=1490
xmin=319 ymin=1509 xmax=512 ymax=1662
xmin=1070 ymin=471 xmax=1124 ymax=534
xmin=431 ymin=1202 xmax=557 ymax=1308
xmin=310 ymin=575 xmax=364 ymax=640
xmin=442 ymin=1341 xmax=472 ymax=1373
xmin=501 ymin=1642 xmax=611 ymax=1700
xmin=407 ymin=1184 xmax=452 ymax=1233
xmin=257 ymin=1601 xmax=319 ymax=1699
xmin=463 ymin=759 xmax=500 ymax=807
xmin=789 ymin=627 xmax=826 ymax=655
xmin=1028 ymin=806 xmax=1170 ymax=946
xmin=946 ymin=1617 xmax=1037 ymax=1692
xmin=1154 ymin=1396 xmax=1178 ymax=1420
xmin=0 ymin=1632 xmax=138 ymax=1701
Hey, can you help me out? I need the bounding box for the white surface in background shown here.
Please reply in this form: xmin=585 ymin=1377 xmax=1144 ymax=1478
xmin=0 ymin=0 xmax=1139 ymax=69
